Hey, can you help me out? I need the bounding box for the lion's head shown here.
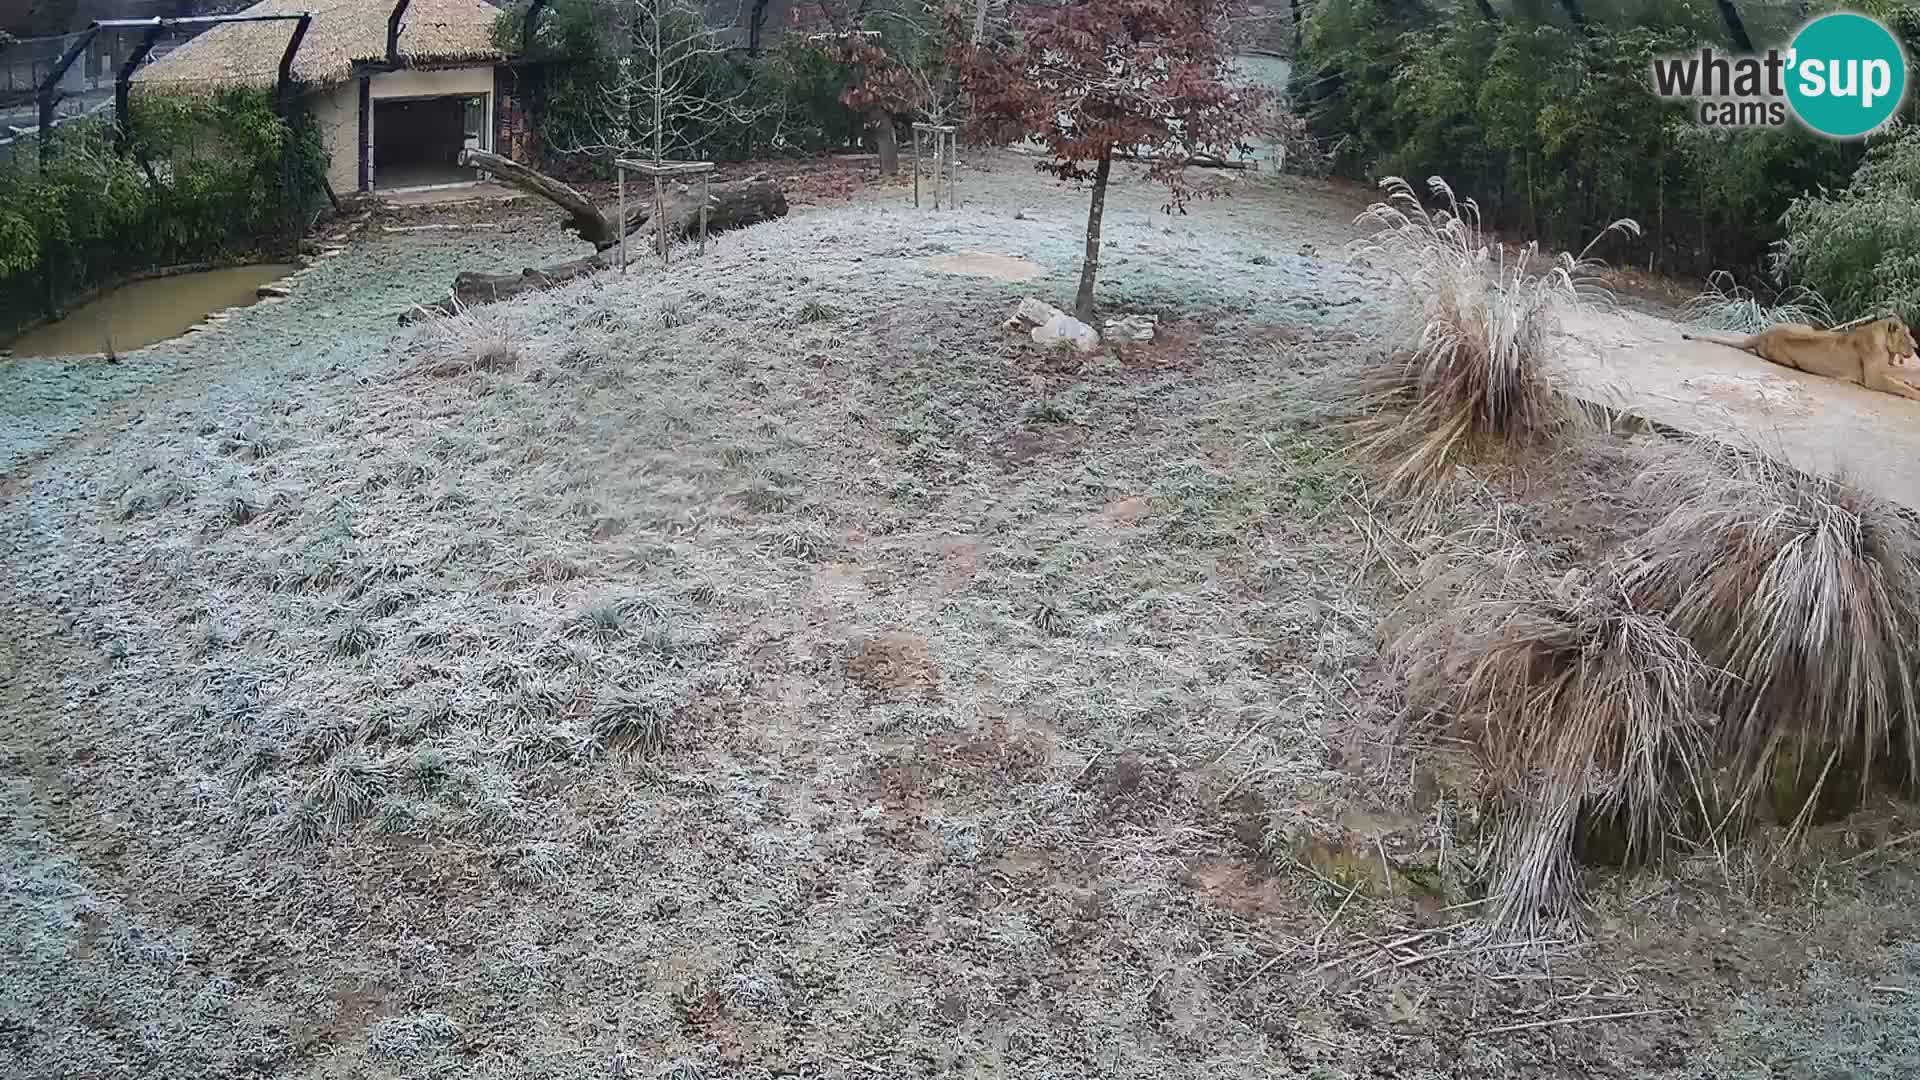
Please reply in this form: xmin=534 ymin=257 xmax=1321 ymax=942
xmin=1874 ymin=316 xmax=1918 ymax=359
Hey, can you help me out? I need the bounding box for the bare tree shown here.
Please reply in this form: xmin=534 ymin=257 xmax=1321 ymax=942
xmin=563 ymin=0 xmax=771 ymax=166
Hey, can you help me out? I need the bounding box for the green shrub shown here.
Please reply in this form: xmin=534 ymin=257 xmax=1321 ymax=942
xmin=0 ymin=88 xmax=324 ymax=337
xmin=1292 ymin=0 xmax=1418 ymax=176
xmin=1293 ymin=0 xmax=1913 ymax=291
xmin=1777 ymin=127 xmax=1920 ymax=326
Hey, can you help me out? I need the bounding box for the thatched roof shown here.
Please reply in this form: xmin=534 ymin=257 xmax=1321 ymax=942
xmin=133 ymin=0 xmax=506 ymax=92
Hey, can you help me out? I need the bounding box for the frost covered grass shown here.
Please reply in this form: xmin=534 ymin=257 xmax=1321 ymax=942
xmin=5 ymin=158 xmax=1920 ymax=1080
xmin=1 ymin=197 xmax=1404 ymax=1077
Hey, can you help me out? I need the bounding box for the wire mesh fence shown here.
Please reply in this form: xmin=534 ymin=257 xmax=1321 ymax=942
xmin=0 ymin=24 xmax=218 ymax=164
xmin=0 ymin=21 xmax=327 ymax=339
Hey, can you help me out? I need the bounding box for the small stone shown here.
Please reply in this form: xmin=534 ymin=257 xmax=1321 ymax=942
xmin=1005 ymin=296 xmax=1097 ymax=352
xmin=1005 ymin=297 xmax=1060 ymax=330
xmin=1014 ymin=207 xmax=1039 ymax=220
xmin=1102 ymin=313 xmax=1158 ymax=344
xmin=1032 ymin=313 xmax=1099 ymax=354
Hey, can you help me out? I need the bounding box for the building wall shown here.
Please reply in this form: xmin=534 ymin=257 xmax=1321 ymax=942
xmin=308 ymin=67 xmax=496 ymax=193
xmin=308 ymin=80 xmax=358 ymax=196
xmin=370 ymin=66 xmax=493 ymax=101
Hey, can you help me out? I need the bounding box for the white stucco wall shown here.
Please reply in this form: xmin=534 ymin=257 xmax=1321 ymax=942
xmin=306 ymin=67 xmax=497 ymax=192
xmin=370 ymin=66 xmax=493 ymax=100
xmin=308 ymin=81 xmax=359 ymax=195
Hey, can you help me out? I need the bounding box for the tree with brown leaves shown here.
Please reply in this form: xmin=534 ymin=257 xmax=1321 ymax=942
xmin=955 ymin=0 xmax=1274 ymax=318
xmin=827 ymin=33 xmax=921 ymax=176
xmin=803 ymin=1 xmax=944 ymax=176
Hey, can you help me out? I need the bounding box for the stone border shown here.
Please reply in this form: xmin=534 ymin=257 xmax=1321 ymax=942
xmin=0 ymin=209 xmax=378 ymax=355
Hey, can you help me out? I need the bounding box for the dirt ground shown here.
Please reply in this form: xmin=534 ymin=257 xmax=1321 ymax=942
xmin=3 ymin=152 xmax=1917 ymax=1080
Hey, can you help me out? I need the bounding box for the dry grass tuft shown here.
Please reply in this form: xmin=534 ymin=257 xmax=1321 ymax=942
xmin=592 ymin=689 xmax=673 ymax=755
xmin=1347 ymin=176 xmax=1637 ymax=497
xmin=1398 ymin=551 xmax=1714 ymax=934
xmin=1680 ymin=270 xmax=1833 ymax=335
xmin=796 ymin=300 xmax=840 ymax=324
xmin=402 ymin=303 xmax=522 ymax=378
xmin=1623 ymin=442 xmax=1920 ymax=824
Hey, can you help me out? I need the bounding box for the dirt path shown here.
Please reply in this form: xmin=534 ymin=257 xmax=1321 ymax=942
xmin=1558 ymin=306 xmax=1920 ymax=510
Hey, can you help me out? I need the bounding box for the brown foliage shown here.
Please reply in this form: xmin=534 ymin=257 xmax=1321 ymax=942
xmin=951 ymin=0 xmax=1277 ymax=207
xmin=828 ymin=36 xmax=922 ymax=117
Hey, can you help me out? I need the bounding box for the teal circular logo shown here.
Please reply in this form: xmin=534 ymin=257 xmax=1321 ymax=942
xmin=1786 ymin=13 xmax=1908 ymax=139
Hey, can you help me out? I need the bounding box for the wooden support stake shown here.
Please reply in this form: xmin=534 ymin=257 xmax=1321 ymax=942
xmin=913 ymin=124 xmax=959 ymax=212
xmin=653 ymin=173 xmax=666 ymax=263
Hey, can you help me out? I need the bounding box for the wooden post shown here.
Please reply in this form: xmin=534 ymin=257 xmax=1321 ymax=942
xmin=653 ymin=173 xmax=666 ymax=264
xmin=912 ymin=124 xmax=958 ymax=212
xmin=358 ymin=76 xmax=371 ymax=191
xmin=612 ymin=158 xmax=717 ymax=264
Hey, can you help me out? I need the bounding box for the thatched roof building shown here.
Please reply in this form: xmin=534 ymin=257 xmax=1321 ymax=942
xmin=132 ymin=0 xmax=506 ymax=92
xmin=132 ymin=0 xmax=518 ymax=197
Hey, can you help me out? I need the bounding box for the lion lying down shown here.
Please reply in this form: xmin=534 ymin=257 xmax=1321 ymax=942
xmin=1682 ymin=316 xmax=1920 ymax=402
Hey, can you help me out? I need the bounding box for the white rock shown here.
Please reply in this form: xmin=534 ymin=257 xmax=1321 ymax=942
xmin=1005 ymin=296 xmax=1061 ymax=329
xmin=1102 ymin=313 xmax=1158 ymax=344
xmin=1015 ymin=208 xmax=1039 ymax=220
xmin=1032 ymin=312 xmax=1099 ymax=353
xmin=1005 ymin=296 xmax=1097 ymax=352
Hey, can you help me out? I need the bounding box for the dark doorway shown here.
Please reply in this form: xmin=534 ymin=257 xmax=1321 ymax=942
xmin=372 ymin=95 xmax=484 ymax=189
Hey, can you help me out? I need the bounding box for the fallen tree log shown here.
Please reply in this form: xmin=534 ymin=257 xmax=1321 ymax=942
xmin=403 ymin=152 xmax=791 ymax=321
xmin=604 ymin=180 xmax=791 ymax=252
xmin=457 ymin=148 xmax=789 ymax=250
xmin=403 ymin=254 xmax=608 ymax=323
xmin=458 ymin=148 xmax=611 ymax=244
xmin=1113 ymin=150 xmax=1257 ymax=171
